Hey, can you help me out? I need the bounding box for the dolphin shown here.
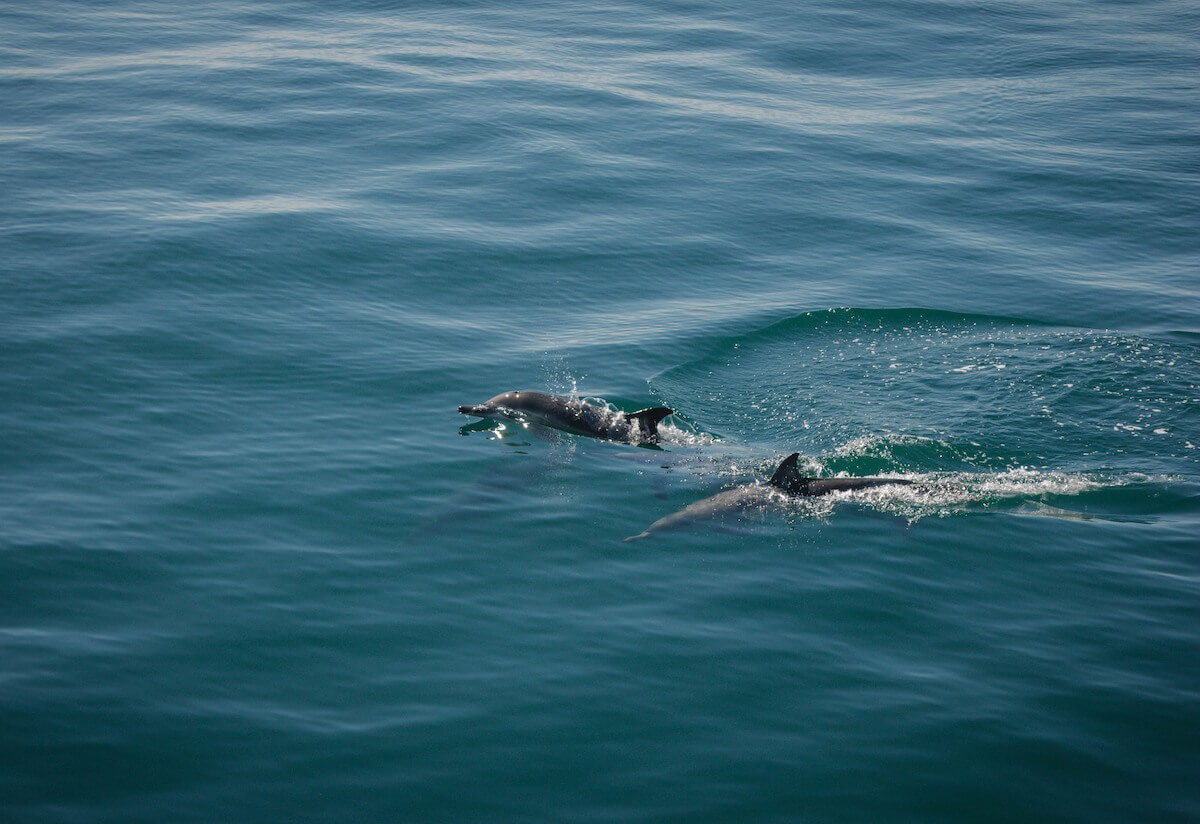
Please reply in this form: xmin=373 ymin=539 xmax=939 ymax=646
xmin=624 ymin=452 xmax=914 ymax=541
xmin=458 ymin=390 xmax=674 ymax=445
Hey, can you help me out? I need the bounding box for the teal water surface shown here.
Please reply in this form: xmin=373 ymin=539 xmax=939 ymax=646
xmin=3 ymin=1 xmax=1199 ymax=821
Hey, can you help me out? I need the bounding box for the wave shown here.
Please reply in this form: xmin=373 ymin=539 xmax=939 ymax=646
xmin=649 ymin=306 xmax=1200 ymax=473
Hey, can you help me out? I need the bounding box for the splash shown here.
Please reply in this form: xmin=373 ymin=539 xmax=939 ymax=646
xmin=540 ymin=352 xmax=583 ymax=399
xmin=770 ymin=462 xmax=1148 ymax=525
xmin=651 ymin=420 xmax=718 ymax=448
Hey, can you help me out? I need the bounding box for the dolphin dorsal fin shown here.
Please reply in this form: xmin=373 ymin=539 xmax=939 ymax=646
xmin=628 ymin=406 xmax=674 ymax=440
xmin=768 ymin=453 xmax=805 ymax=493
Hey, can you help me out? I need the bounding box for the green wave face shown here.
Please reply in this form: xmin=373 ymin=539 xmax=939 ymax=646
xmin=651 ymin=307 xmax=1199 ymax=477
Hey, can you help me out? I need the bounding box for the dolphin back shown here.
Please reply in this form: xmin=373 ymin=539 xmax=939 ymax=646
xmin=768 ymin=452 xmax=912 ymax=496
xmin=802 ymin=477 xmax=914 ymax=495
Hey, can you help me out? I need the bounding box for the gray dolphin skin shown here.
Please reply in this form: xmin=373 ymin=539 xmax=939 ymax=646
xmin=458 ymin=390 xmax=674 ymax=444
xmin=624 ymin=452 xmax=913 ymax=541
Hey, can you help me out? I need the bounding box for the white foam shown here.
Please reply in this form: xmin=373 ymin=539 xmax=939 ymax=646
xmin=654 ymin=421 xmax=717 ymax=447
xmin=787 ymin=467 xmax=1135 ymax=523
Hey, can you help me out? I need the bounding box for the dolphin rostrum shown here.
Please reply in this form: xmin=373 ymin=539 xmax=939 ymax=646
xmin=458 ymin=390 xmax=674 ymax=444
xmin=624 ymin=452 xmax=913 ymax=541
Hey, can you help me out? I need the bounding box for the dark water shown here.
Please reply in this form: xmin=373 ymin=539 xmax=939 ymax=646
xmin=2 ymin=1 xmax=1198 ymax=821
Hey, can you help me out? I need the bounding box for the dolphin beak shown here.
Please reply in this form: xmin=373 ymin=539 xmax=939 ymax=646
xmin=458 ymin=404 xmax=485 ymax=416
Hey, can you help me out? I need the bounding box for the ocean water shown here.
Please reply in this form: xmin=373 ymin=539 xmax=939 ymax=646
xmin=2 ymin=1 xmax=1198 ymax=821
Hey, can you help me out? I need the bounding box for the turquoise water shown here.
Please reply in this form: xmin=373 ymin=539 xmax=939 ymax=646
xmin=3 ymin=1 xmax=1199 ymax=820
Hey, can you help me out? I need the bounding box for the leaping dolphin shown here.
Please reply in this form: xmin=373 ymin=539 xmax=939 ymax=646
xmin=624 ymin=452 xmax=913 ymax=541
xmin=458 ymin=390 xmax=674 ymax=445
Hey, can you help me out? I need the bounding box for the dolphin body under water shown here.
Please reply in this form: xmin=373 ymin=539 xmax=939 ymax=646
xmin=458 ymin=391 xmax=674 ymax=445
xmin=624 ymin=452 xmax=913 ymax=541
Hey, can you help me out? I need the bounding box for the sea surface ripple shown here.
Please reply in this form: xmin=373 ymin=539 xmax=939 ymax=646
xmin=2 ymin=1 xmax=1198 ymax=822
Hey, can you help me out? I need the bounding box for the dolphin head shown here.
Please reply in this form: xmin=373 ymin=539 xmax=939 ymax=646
xmin=457 ymin=391 xmax=525 ymax=418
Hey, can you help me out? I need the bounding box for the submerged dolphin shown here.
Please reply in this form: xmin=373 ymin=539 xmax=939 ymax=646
xmin=458 ymin=390 xmax=674 ymax=444
xmin=624 ymin=452 xmax=913 ymax=541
